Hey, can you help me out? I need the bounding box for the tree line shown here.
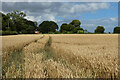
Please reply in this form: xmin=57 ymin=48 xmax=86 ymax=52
xmin=0 ymin=10 xmax=120 ymax=35
xmin=0 ymin=10 xmax=37 ymax=35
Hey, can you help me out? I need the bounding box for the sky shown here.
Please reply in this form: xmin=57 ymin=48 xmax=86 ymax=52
xmin=1 ymin=2 xmax=119 ymax=33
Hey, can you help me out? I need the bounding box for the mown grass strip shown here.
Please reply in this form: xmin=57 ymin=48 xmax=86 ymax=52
xmin=43 ymin=36 xmax=53 ymax=60
xmin=41 ymin=36 xmax=57 ymax=61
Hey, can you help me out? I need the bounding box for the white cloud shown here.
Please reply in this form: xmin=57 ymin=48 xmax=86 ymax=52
xmin=110 ymin=17 xmax=117 ymax=22
xmin=25 ymin=16 xmax=43 ymax=22
xmin=25 ymin=16 xmax=36 ymax=21
xmin=6 ymin=2 xmax=109 ymax=23
xmin=2 ymin=2 xmax=110 ymax=18
xmin=43 ymin=14 xmax=56 ymax=21
xmin=69 ymin=3 xmax=109 ymax=13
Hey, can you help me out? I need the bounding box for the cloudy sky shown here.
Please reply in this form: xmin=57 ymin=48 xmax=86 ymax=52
xmin=1 ymin=2 xmax=118 ymax=33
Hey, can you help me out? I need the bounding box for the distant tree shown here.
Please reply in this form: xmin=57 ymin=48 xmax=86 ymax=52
xmin=22 ymin=19 xmax=37 ymax=34
xmin=70 ymin=20 xmax=81 ymax=27
xmin=38 ymin=21 xmax=58 ymax=33
xmin=113 ymin=27 xmax=120 ymax=33
xmin=60 ymin=23 xmax=67 ymax=32
xmin=1 ymin=12 xmax=10 ymax=31
xmin=70 ymin=20 xmax=84 ymax=33
xmin=7 ymin=10 xmax=26 ymax=32
xmin=77 ymin=30 xmax=84 ymax=34
xmin=60 ymin=23 xmax=74 ymax=32
xmin=73 ymin=26 xmax=83 ymax=33
xmin=84 ymin=29 xmax=88 ymax=33
xmin=95 ymin=26 xmax=105 ymax=33
xmin=60 ymin=20 xmax=84 ymax=34
xmin=1 ymin=10 xmax=37 ymax=34
xmin=49 ymin=21 xmax=58 ymax=32
xmin=65 ymin=24 xmax=74 ymax=31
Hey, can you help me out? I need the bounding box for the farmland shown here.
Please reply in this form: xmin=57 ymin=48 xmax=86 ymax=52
xmin=1 ymin=34 xmax=118 ymax=78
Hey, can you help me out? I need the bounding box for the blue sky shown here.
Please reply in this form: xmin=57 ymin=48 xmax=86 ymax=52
xmin=80 ymin=2 xmax=118 ymax=32
xmin=81 ymin=2 xmax=118 ymax=19
xmin=1 ymin=2 xmax=118 ymax=33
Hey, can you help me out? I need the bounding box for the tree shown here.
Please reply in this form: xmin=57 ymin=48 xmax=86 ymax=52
xmin=77 ymin=30 xmax=84 ymax=34
xmin=60 ymin=23 xmax=67 ymax=32
xmin=60 ymin=20 xmax=84 ymax=34
xmin=113 ymin=27 xmax=120 ymax=33
xmin=95 ymin=26 xmax=105 ymax=33
xmin=7 ymin=10 xmax=26 ymax=33
xmin=70 ymin=20 xmax=81 ymax=27
xmin=1 ymin=10 xmax=37 ymax=34
xmin=60 ymin=23 xmax=74 ymax=32
xmin=49 ymin=21 xmax=58 ymax=32
xmin=38 ymin=21 xmax=58 ymax=33
xmin=21 ymin=19 xmax=37 ymax=34
xmin=73 ymin=26 xmax=83 ymax=33
xmin=65 ymin=24 xmax=74 ymax=31
xmin=1 ymin=12 xmax=10 ymax=31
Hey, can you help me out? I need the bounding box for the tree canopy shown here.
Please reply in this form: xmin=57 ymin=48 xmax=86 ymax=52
xmin=95 ymin=26 xmax=105 ymax=33
xmin=1 ymin=10 xmax=37 ymax=34
xmin=113 ymin=27 xmax=120 ymax=33
xmin=70 ymin=19 xmax=81 ymax=27
xmin=60 ymin=19 xmax=84 ymax=33
xmin=38 ymin=21 xmax=58 ymax=33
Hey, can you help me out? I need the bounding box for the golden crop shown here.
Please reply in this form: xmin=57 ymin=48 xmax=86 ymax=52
xmin=1 ymin=34 xmax=118 ymax=78
xmin=2 ymin=34 xmax=43 ymax=52
xmin=51 ymin=34 xmax=118 ymax=78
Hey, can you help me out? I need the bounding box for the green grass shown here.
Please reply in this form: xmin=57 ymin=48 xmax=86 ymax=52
xmin=40 ymin=36 xmax=57 ymax=61
xmin=42 ymin=36 xmax=53 ymax=60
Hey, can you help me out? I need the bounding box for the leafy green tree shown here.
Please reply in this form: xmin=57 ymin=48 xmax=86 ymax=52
xmin=113 ymin=27 xmax=120 ymax=33
xmin=1 ymin=12 xmax=10 ymax=31
xmin=95 ymin=26 xmax=105 ymax=33
xmin=60 ymin=20 xmax=83 ymax=34
xmin=21 ymin=19 xmax=36 ymax=34
xmin=1 ymin=10 xmax=37 ymax=34
xmin=69 ymin=20 xmax=83 ymax=33
xmin=77 ymin=30 xmax=84 ymax=34
xmin=60 ymin=23 xmax=68 ymax=32
xmin=7 ymin=10 xmax=26 ymax=32
xmin=65 ymin=24 xmax=74 ymax=31
xmin=49 ymin=21 xmax=58 ymax=32
xmin=38 ymin=21 xmax=58 ymax=33
xmin=73 ymin=26 xmax=83 ymax=33
xmin=70 ymin=20 xmax=81 ymax=27
xmin=60 ymin=23 xmax=74 ymax=32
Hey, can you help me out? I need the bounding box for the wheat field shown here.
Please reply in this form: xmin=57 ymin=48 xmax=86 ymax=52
xmin=1 ymin=34 xmax=119 ymax=78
